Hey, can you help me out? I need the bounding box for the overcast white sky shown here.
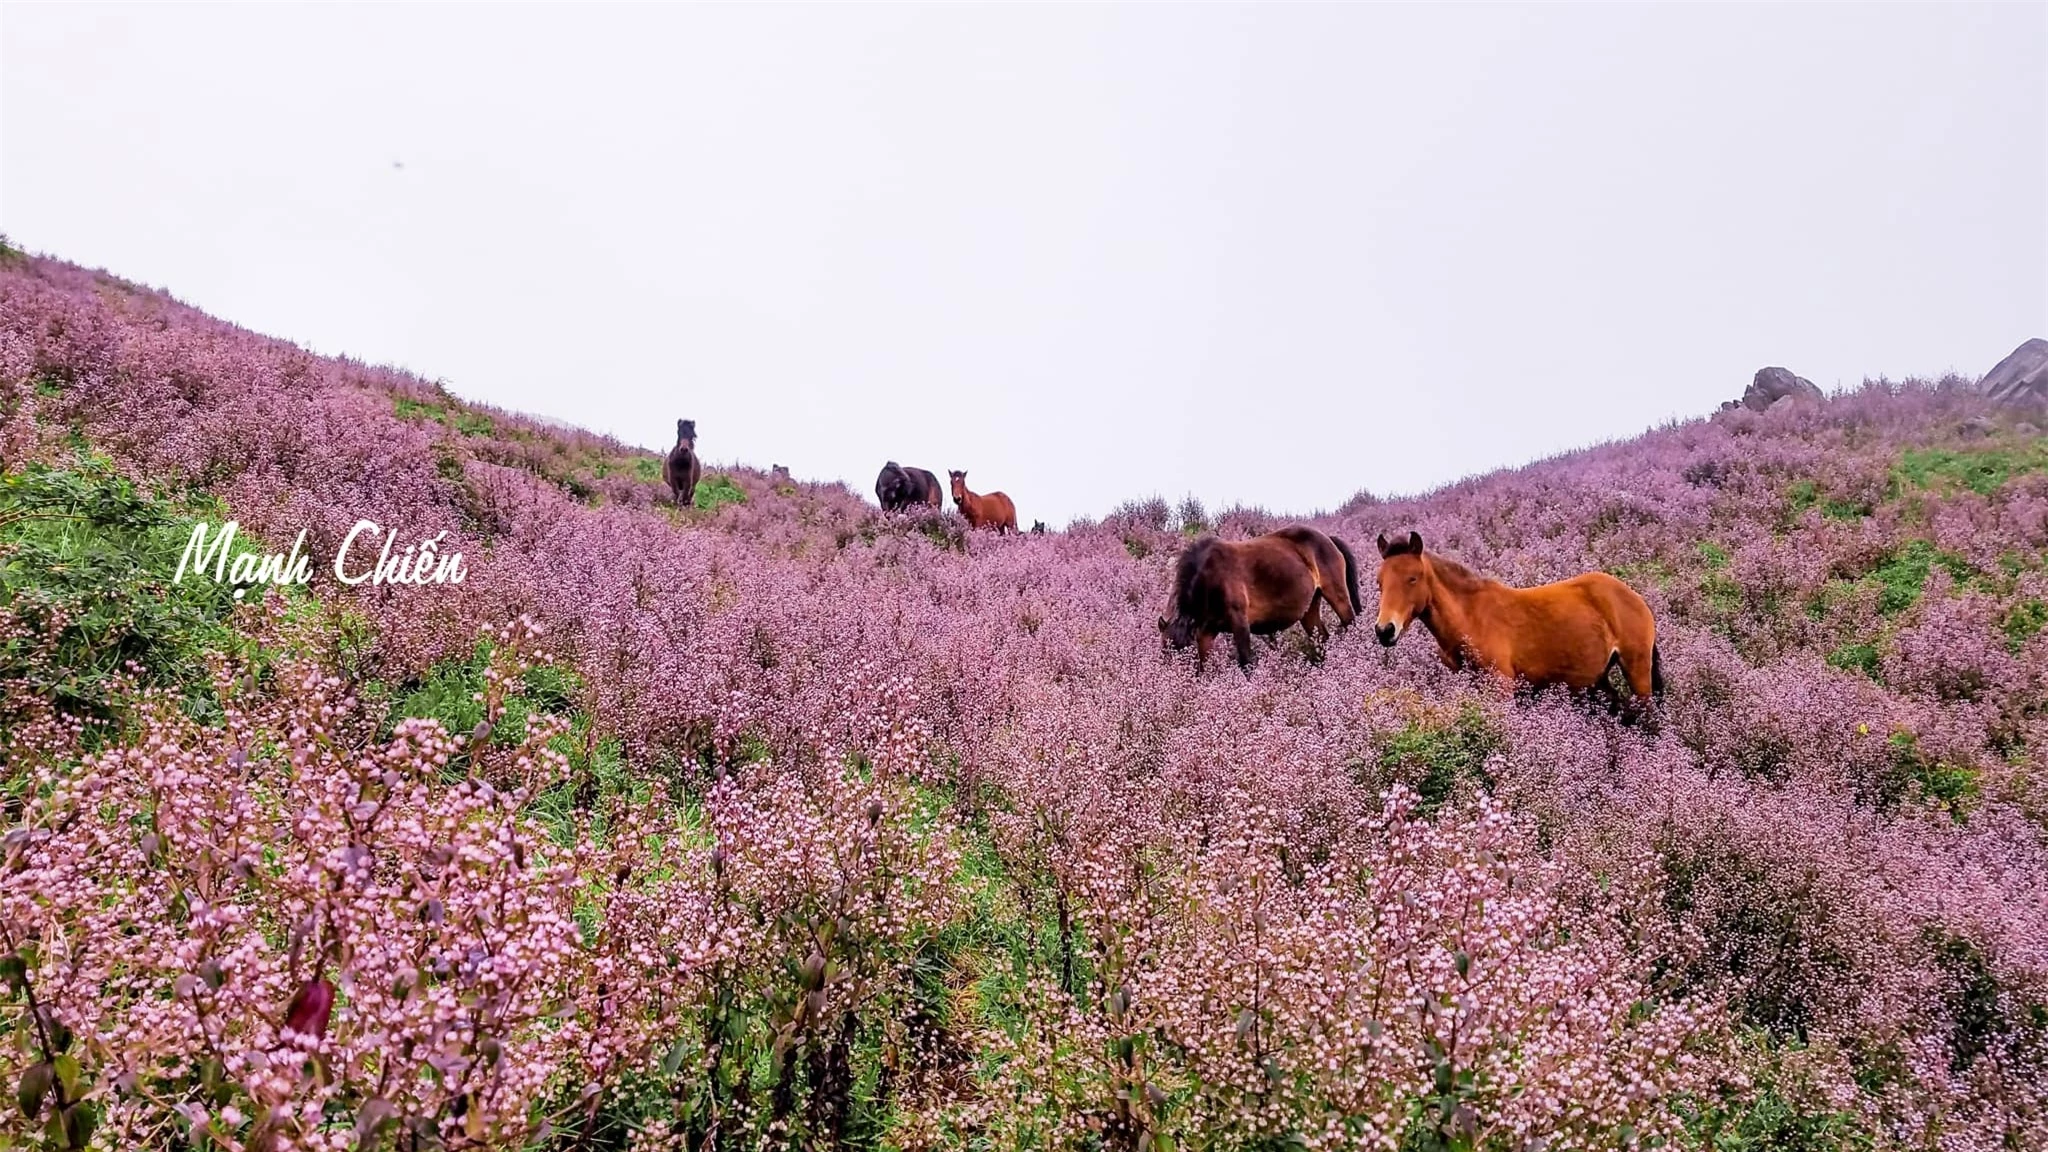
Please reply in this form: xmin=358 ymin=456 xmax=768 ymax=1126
xmin=3 ymin=4 xmax=2043 ymax=524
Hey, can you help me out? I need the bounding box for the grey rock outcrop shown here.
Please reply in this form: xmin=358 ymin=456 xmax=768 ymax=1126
xmin=1742 ymin=367 xmax=1823 ymax=412
xmin=1980 ymin=338 xmax=2048 ymax=406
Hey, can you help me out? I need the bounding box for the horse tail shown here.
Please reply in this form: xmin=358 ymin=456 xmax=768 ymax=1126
xmin=1332 ymin=536 xmax=1363 ymax=625
xmin=1651 ymin=642 xmax=1666 ymax=697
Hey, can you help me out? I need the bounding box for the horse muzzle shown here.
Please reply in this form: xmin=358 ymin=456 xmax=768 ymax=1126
xmin=1375 ymin=622 xmax=1399 ymax=646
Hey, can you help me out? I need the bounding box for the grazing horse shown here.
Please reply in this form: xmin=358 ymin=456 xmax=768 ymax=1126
xmin=1159 ymin=526 xmax=1363 ymax=673
xmin=664 ymin=419 xmax=701 ymax=506
xmin=949 ymin=471 xmax=1017 ymax=533
xmin=1030 ymin=520 xmax=1047 ymax=535
xmin=1372 ymin=531 xmax=1664 ymax=702
xmin=876 ymin=462 xmax=944 ymax=512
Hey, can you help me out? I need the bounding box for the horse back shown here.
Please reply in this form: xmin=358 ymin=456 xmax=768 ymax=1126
xmin=1519 ymin=571 xmax=1655 ymax=646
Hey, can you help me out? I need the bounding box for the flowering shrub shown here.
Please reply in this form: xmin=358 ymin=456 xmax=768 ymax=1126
xmin=2 ymin=250 xmax=2047 ymax=1147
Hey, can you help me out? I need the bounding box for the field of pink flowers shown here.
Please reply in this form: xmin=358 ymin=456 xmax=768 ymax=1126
xmin=2 ymin=248 xmax=2045 ymax=1150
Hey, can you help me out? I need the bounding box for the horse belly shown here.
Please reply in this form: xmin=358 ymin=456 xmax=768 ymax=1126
xmin=1246 ymin=584 xmax=1316 ymax=633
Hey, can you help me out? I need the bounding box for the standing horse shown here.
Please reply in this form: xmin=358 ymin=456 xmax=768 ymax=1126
xmin=1158 ymin=526 xmax=1363 ymax=673
xmin=1372 ymin=531 xmax=1664 ymax=701
xmin=948 ymin=471 xmax=1017 ymax=533
xmin=876 ymin=462 xmax=944 ymax=512
xmin=664 ymin=419 xmax=701 ymax=507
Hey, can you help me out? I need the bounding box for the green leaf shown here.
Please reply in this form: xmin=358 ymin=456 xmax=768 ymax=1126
xmin=16 ymin=1062 xmax=50 ymax=1120
xmin=51 ymin=1054 xmax=79 ymax=1100
xmin=61 ymin=1102 xmax=96 ymax=1150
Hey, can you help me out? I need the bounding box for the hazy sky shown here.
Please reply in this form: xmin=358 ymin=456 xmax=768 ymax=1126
xmin=3 ymin=4 xmax=2043 ymax=524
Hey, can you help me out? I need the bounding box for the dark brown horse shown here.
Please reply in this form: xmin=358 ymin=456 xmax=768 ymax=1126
xmin=876 ymin=462 xmax=943 ymax=512
xmin=1372 ymin=531 xmax=1663 ymax=701
xmin=1159 ymin=526 xmax=1363 ymax=673
xmin=664 ymin=419 xmax=701 ymax=506
xmin=949 ymin=471 xmax=1017 ymax=533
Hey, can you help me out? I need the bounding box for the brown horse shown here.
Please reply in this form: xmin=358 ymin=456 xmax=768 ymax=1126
xmin=1372 ymin=531 xmax=1664 ymax=701
xmin=949 ymin=471 xmax=1017 ymax=533
xmin=664 ymin=419 xmax=701 ymax=506
xmin=1159 ymin=526 xmax=1363 ymax=673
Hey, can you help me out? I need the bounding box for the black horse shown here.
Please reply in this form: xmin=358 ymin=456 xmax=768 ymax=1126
xmin=875 ymin=462 xmax=943 ymax=512
xmin=664 ymin=419 xmax=701 ymax=506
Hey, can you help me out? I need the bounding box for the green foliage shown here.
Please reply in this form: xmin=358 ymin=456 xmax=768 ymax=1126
xmin=0 ymin=234 xmax=23 ymax=265
xmin=1697 ymin=541 xmax=1731 ymax=569
xmin=1867 ymin=540 xmax=1977 ymax=616
xmin=1826 ymin=640 xmax=1881 ymax=678
xmin=2002 ymin=599 xmax=2047 ymax=653
xmin=0 ymin=455 xmax=254 ymax=730
xmin=1895 ymin=444 xmax=2048 ymax=497
xmin=1881 ymin=731 xmax=1978 ymax=818
xmin=393 ymin=395 xmax=495 ymax=438
xmin=386 ymin=642 xmax=581 ymax=750
xmin=1375 ymin=704 xmax=1501 ymax=814
xmin=1785 ymin=480 xmax=1871 ymax=523
xmin=692 ymin=474 xmax=748 ymax=512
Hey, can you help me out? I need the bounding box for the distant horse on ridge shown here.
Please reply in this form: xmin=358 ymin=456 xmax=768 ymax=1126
xmin=949 ymin=471 xmax=1017 ymax=533
xmin=664 ymin=419 xmax=701 ymax=507
xmin=876 ymin=462 xmax=944 ymax=512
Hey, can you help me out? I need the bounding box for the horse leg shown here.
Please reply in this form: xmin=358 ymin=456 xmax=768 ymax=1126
xmin=1618 ymin=646 xmax=1657 ymax=701
xmin=1228 ymin=607 xmax=1256 ymax=671
xmin=1617 ymin=645 xmax=1660 ymax=726
xmin=1195 ymin=631 xmax=1213 ymax=676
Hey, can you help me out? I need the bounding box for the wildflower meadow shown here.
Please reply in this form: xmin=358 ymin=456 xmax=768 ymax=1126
xmin=1 ymin=247 xmax=2044 ymax=1149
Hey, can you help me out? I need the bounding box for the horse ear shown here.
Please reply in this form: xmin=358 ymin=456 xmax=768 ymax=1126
xmin=1409 ymin=531 xmax=1423 ymax=554
xmin=1376 ymin=533 xmax=1391 ymax=556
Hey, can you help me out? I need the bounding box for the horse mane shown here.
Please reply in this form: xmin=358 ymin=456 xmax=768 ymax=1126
xmin=1173 ymin=537 xmax=1219 ymax=617
xmin=1426 ymin=552 xmax=1494 ymax=593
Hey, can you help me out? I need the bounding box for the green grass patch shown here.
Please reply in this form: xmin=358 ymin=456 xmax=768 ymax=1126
xmin=1868 ymin=540 xmax=1978 ymax=615
xmin=394 ymin=395 xmax=495 ymax=438
xmin=0 ymin=454 xmax=261 ymax=731
xmin=2003 ymin=599 xmax=2048 ymax=653
xmin=1882 ymin=731 xmax=1978 ymax=818
xmin=1826 ymin=640 xmax=1882 ymax=678
xmin=386 ymin=642 xmax=583 ymax=750
xmin=1895 ymin=444 xmax=2048 ymax=497
xmin=691 ymin=474 xmax=747 ymax=512
xmin=1374 ymin=703 xmax=1501 ymax=814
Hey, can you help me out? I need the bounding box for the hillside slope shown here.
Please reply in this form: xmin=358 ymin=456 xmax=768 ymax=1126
xmin=3 ymin=249 xmax=2045 ymax=1150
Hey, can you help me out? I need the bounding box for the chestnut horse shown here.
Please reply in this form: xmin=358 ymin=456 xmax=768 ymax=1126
xmin=1159 ymin=526 xmax=1363 ymax=673
xmin=948 ymin=471 xmax=1017 ymax=533
xmin=1372 ymin=531 xmax=1664 ymax=702
xmin=663 ymin=419 xmax=701 ymax=507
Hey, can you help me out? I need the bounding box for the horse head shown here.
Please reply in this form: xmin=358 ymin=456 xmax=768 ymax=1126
xmin=675 ymin=419 xmax=697 ymax=448
xmin=1157 ymin=612 xmax=1198 ymax=651
xmin=1373 ymin=531 xmax=1428 ymax=646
